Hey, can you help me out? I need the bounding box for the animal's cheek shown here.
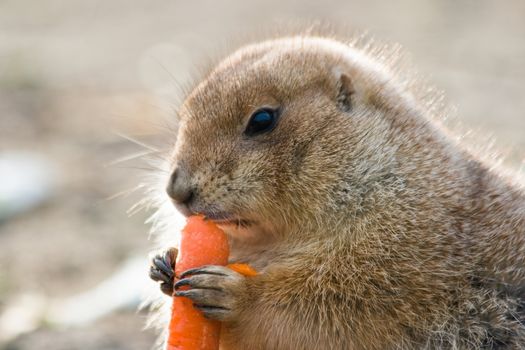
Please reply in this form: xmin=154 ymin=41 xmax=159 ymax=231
xmin=196 ymin=177 xmax=231 ymax=205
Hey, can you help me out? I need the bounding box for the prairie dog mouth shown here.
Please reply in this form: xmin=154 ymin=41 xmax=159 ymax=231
xmin=213 ymin=218 xmax=253 ymax=228
xmin=197 ymin=210 xmax=254 ymax=228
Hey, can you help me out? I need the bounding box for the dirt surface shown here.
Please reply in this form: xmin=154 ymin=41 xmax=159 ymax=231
xmin=1 ymin=1 xmax=524 ymax=349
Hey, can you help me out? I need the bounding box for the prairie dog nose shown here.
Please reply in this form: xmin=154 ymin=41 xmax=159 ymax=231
xmin=166 ymin=167 xmax=194 ymax=205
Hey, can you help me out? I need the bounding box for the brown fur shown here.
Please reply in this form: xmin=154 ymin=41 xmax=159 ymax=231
xmin=150 ymin=36 xmax=525 ymax=349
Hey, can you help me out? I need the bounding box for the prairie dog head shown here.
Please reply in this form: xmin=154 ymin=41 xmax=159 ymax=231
xmin=166 ymin=36 xmax=429 ymax=241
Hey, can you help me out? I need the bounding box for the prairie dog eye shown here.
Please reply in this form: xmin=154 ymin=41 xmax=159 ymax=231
xmin=244 ymin=108 xmax=278 ymax=136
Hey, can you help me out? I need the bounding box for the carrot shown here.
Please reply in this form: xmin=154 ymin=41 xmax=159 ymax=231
xmin=227 ymin=263 xmax=258 ymax=277
xmin=166 ymin=215 xmax=229 ymax=350
xmin=166 ymin=215 xmax=258 ymax=350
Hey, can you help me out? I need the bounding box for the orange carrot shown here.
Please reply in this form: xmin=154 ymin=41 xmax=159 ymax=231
xmin=166 ymin=215 xmax=258 ymax=350
xmin=227 ymin=263 xmax=258 ymax=277
xmin=166 ymin=215 xmax=229 ymax=350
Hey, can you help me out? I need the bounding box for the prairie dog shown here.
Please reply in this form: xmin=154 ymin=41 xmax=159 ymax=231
xmin=149 ymin=36 xmax=525 ymax=349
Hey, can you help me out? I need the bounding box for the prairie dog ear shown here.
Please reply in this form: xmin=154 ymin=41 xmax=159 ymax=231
xmin=333 ymin=69 xmax=355 ymax=112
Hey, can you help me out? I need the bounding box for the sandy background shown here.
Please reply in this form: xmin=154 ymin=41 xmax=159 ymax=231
xmin=1 ymin=1 xmax=524 ymax=349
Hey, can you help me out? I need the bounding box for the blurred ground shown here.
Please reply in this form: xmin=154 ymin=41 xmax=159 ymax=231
xmin=0 ymin=0 xmax=524 ymax=349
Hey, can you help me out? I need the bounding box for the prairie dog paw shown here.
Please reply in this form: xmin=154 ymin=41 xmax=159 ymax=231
xmin=175 ymin=265 xmax=245 ymax=321
xmin=149 ymin=247 xmax=178 ymax=296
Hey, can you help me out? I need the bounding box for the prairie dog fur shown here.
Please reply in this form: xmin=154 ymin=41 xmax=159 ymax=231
xmin=148 ymin=36 xmax=525 ymax=349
